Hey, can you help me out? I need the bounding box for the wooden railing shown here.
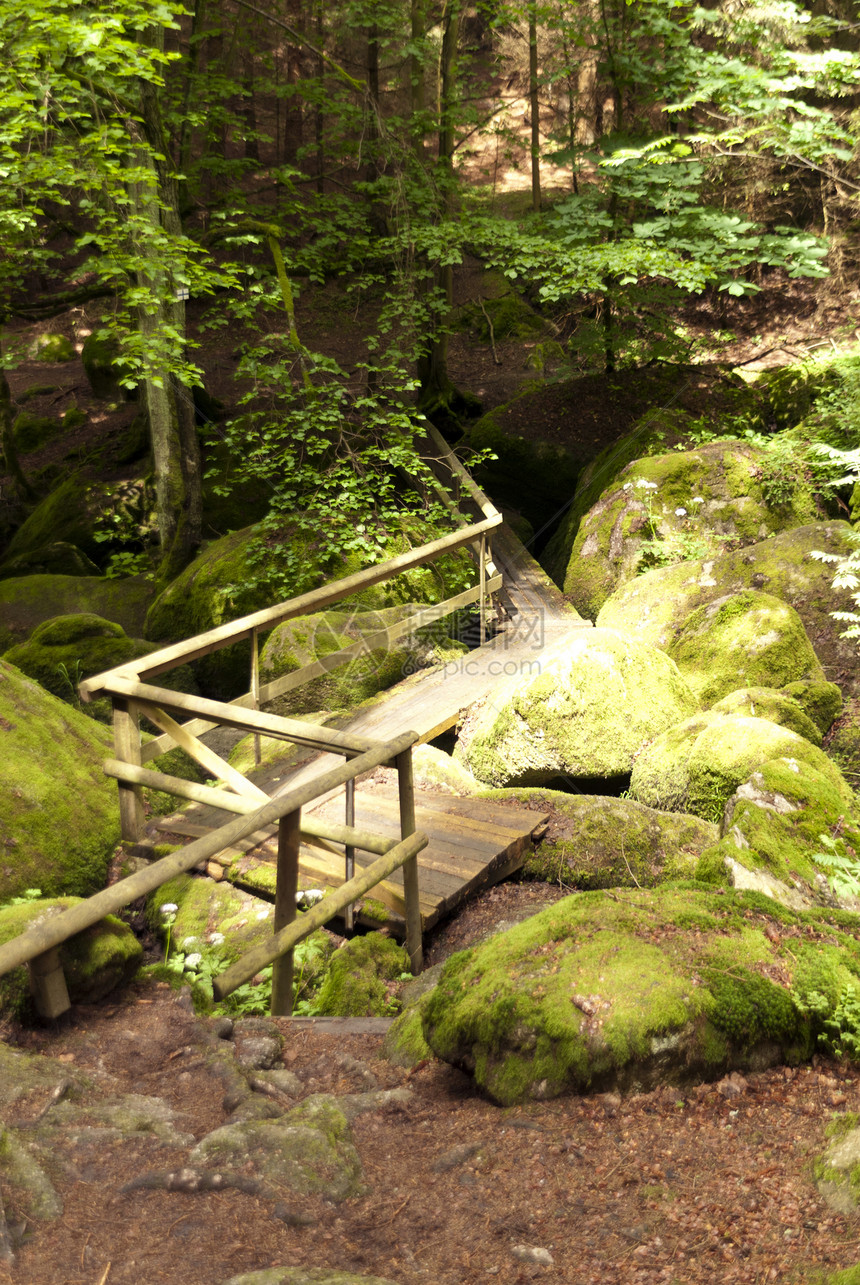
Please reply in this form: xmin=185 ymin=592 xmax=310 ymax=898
xmin=0 ymin=430 xmax=505 ymax=1021
xmin=0 ymin=728 xmax=426 ymax=1019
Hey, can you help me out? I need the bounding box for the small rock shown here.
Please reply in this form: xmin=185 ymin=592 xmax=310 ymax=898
xmin=235 ymin=1037 xmax=282 ymax=1071
xmin=511 ymin=1245 xmax=554 ymax=1267
xmin=433 ymin=1142 xmax=481 ymax=1173
xmin=601 ymin=1093 xmax=621 ymax=1117
xmin=716 ymin=1072 xmax=748 ymax=1099
xmin=211 ymin=1017 xmax=234 ymax=1040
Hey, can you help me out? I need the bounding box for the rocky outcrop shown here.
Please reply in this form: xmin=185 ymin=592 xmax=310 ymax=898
xmin=454 ymin=629 xmax=700 ymax=788
xmin=628 ymin=711 xmax=853 ymax=823
xmin=0 ymin=660 xmax=119 ymax=902
xmin=597 ymin=522 xmax=859 ymax=696
xmin=421 ymin=886 xmax=860 ymax=1104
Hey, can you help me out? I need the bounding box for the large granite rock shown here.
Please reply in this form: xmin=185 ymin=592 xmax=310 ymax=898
xmin=454 ymin=629 xmax=700 ymax=787
xmin=421 ymin=887 xmax=860 ymax=1104
xmin=665 ymin=590 xmax=825 ymax=706
xmin=546 ymin=440 xmax=820 ymax=619
xmin=629 ymin=711 xmax=853 ymax=823
xmin=596 ymin=522 xmax=859 ymax=696
xmin=696 ymin=756 xmax=860 ymax=911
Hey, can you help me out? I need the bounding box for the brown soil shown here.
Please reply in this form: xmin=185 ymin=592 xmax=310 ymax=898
xmin=5 ymin=879 xmax=860 ymax=1285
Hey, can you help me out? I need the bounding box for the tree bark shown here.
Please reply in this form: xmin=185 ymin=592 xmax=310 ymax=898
xmin=134 ymin=40 xmax=203 ymax=582
xmin=529 ymin=4 xmax=541 ymax=211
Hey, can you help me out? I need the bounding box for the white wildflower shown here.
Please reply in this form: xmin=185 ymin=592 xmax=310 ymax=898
xmin=184 ymin=953 xmax=202 ymax=970
xmin=159 ymin=903 xmax=178 ymax=916
xmin=181 ymin=936 xmax=197 ymax=949
xmin=691 ymin=496 xmax=704 ymax=504
xmin=622 ymin=482 xmax=632 ymax=491
xmin=208 ymin=932 xmax=225 ymax=946
xmin=675 ymin=507 xmax=687 ymax=517
xmin=635 ymin=478 xmax=657 ymax=490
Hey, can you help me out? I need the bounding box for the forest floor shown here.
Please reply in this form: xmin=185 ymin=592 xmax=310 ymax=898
xmin=4 ymin=236 xmax=860 ymax=1285
xmin=6 ymin=879 xmax=860 ymax=1285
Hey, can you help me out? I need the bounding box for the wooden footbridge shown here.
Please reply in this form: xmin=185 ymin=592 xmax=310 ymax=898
xmin=0 ymin=425 xmax=589 ymax=1019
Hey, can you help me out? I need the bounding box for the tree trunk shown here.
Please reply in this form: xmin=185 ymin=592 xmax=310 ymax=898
xmin=529 ymin=4 xmax=541 ymax=212
xmin=0 ymin=362 xmax=35 ymax=501
xmin=134 ymin=41 xmax=203 ymax=581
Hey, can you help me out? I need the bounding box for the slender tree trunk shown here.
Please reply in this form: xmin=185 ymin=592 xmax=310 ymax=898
xmin=0 ymin=360 xmax=35 ymax=501
xmin=528 ymin=4 xmax=541 ymax=211
xmin=410 ymin=0 xmax=427 ymax=160
xmin=134 ymin=42 xmax=203 ymax=581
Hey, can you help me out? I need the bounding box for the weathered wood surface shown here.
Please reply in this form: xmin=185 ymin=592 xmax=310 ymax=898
xmin=156 ymin=786 xmax=549 ymax=934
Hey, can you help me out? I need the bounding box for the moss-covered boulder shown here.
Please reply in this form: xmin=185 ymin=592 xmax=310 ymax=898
xmin=816 ymin=1117 xmax=860 ymax=1218
xmin=315 ymin=934 xmax=409 ymax=1017
xmin=710 ymin=687 xmax=823 ymax=745
xmin=629 ymin=711 xmax=853 ymax=823
xmin=3 ymin=474 xmax=155 ymax=572
xmin=12 ymin=412 xmax=63 ymax=453
xmin=545 ymin=440 xmax=822 ymax=619
xmin=454 ymin=629 xmax=700 ymax=788
xmin=32 ymin=333 xmax=75 ymax=363
xmin=541 ymin=408 xmax=702 ymax=588
xmin=259 ymin=606 xmax=465 ymax=717
xmin=421 ymin=886 xmax=860 ymax=1103
xmin=147 ymin=875 xmax=279 ymax=966
xmin=475 ymin=788 xmax=717 ymax=888
xmin=696 ymin=757 xmax=860 ymax=910
xmin=0 ymin=573 xmax=154 ymax=652
xmin=0 ymin=542 xmax=101 ymax=580
xmin=597 ymin=521 xmax=859 ymax=697
xmin=784 ymin=680 xmax=843 ymax=736
xmin=189 ymin=1094 xmax=365 ymax=1201
xmin=145 ymin=523 xmax=473 ymax=700
xmin=666 ymin=591 xmax=825 ymax=706
xmin=0 ymin=897 xmax=142 ymax=1020
xmin=0 ymin=660 xmax=119 ymax=901
xmin=2 ymin=613 xmax=197 ymax=718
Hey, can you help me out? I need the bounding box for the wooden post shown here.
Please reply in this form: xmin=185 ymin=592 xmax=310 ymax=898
xmin=112 ymin=698 xmax=144 ymax=841
xmin=271 ymin=808 xmax=301 ymax=1016
xmin=479 ymin=534 xmax=487 ymax=644
xmin=395 ymin=748 xmax=422 ymax=974
xmin=29 ymin=947 xmax=71 ymax=1020
xmin=344 ymin=777 xmax=355 ymax=931
xmin=251 ymin=625 xmax=261 ymax=767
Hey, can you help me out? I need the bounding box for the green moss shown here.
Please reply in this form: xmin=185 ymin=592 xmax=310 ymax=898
xmin=712 ymin=687 xmax=822 ymax=745
xmin=81 ymin=331 xmax=134 ymax=399
xmin=630 ymin=711 xmax=853 ymax=822
xmin=12 ymin=413 xmax=63 ymax=453
xmin=0 ymin=660 xmax=120 ymax=901
xmin=383 ymin=997 xmax=434 ymax=1067
xmin=315 ymin=933 xmax=409 ymax=1017
xmin=421 ymin=886 xmax=860 ymax=1104
xmin=359 ymin=898 xmax=389 ymax=924
xmin=33 ymin=334 xmax=74 ymax=363
xmin=666 ymin=591 xmax=825 ymax=707
xmin=0 ymin=898 xmax=141 ymax=1020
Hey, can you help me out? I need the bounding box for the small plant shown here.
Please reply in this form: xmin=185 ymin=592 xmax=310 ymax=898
xmin=811 ymin=446 xmax=860 ymax=645
xmin=56 ymin=660 xmax=84 ymax=707
xmin=813 ymin=833 xmax=860 ymax=900
xmin=5 ymin=887 xmax=43 ymax=907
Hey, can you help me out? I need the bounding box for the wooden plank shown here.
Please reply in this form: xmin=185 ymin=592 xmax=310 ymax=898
xmin=139 ymin=706 xmax=269 ymax=803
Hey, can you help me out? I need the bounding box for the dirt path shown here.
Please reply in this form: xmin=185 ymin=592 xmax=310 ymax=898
xmin=4 ymin=882 xmax=860 ymax=1285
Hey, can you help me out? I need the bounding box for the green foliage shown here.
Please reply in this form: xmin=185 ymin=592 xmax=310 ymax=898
xmin=811 ymin=445 xmax=860 ymax=644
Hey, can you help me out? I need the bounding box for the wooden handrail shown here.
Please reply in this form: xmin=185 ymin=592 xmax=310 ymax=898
xmin=0 ymin=728 xmax=419 ymax=981
xmin=79 ymin=512 xmax=501 ymax=697
xmin=212 ymin=829 xmax=427 ymax=1001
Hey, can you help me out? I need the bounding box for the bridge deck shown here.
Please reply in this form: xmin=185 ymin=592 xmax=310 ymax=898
xmin=152 ymin=520 xmax=586 ymax=934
